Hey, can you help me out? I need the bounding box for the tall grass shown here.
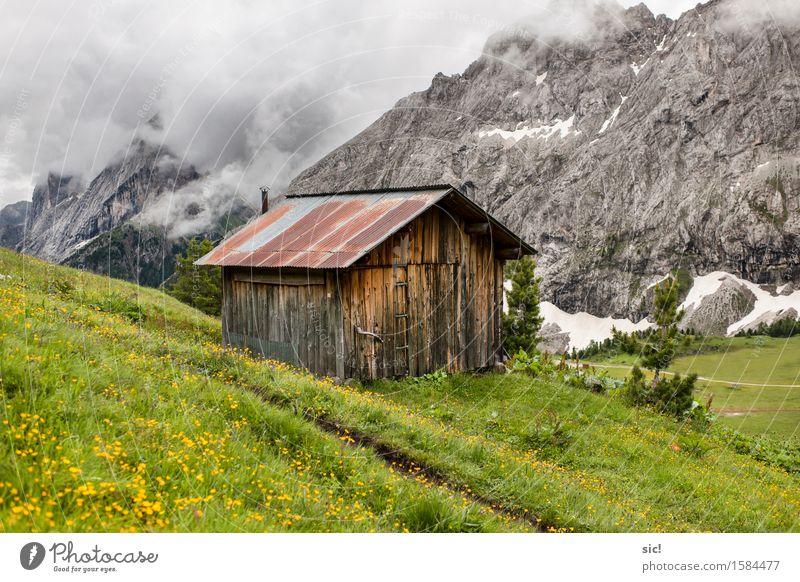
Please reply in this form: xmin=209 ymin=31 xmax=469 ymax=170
xmin=1 ymin=247 xmax=798 ymax=532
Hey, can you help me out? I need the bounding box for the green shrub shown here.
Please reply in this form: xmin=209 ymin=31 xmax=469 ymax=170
xmin=564 ymin=370 xmax=622 ymax=394
xmin=715 ymin=427 xmax=800 ymax=474
xmin=686 ymin=401 xmax=716 ymax=432
xmin=508 ymin=348 xmax=547 ymax=376
xmin=625 ymin=366 xmax=696 ymax=416
xmin=520 ymin=412 xmax=575 ymax=455
xmin=408 ymin=368 xmax=448 ymax=386
xmin=88 ymin=292 xmax=144 ymax=323
xmin=677 ymin=434 xmax=714 ymax=458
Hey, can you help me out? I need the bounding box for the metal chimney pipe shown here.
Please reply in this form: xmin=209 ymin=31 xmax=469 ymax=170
xmin=259 ymin=186 xmax=270 ymax=214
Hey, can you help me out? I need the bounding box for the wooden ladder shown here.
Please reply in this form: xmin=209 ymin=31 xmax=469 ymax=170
xmin=392 ymin=233 xmax=410 ymax=377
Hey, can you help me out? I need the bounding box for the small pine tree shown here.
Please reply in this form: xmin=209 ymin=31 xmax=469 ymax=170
xmin=626 ymin=276 xmax=696 ymax=416
xmin=640 ymin=277 xmax=684 ymax=381
xmin=168 ymin=238 xmax=221 ymax=316
xmin=502 ymin=256 xmax=543 ymax=354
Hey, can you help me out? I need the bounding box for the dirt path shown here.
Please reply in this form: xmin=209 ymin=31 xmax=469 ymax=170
xmin=716 ymin=408 xmax=800 ymax=415
xmin=246 ymin=384 xmax=548 ymax=532
xmin=312 ymin=415 xmax=548 ymax=532
xmin=579 ymin=362 xmax=800 ymax=389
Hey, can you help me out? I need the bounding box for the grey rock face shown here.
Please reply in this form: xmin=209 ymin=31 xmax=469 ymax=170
xmin=680 ymin=278 xmax=756 ymax=335
xmin=537 ymin=322 xmax=571 ymax=354
xmin=21 ymin=140 xmax=201 ymax=263
xmin=5 ymin=137 xmax=254 ymax=288
xmin=288 ymin=0 xmax=800 ymax=320
xmin=62 ymin=203 xmax=251 ymax=288
xmin=0 ymin=200 xmax=31 ymax=249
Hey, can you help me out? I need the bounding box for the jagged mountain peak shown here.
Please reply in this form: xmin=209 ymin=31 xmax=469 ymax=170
xmin=21 ymin=140 xmax=201 ymax=263
xmin=288 ymin=0 xmax=800 ymax=320
xmin=4 ymin=133 xmax=255 ymax=287
xmin=481 ymin=1 xmax=665 ymax=58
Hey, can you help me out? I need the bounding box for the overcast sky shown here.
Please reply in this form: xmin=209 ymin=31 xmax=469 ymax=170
xmin=0 ymin=0 xmax=703 ymax=210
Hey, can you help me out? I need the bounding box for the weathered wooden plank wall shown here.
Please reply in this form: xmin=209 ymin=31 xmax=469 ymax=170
xmin=341 ymin=206 xmax=503 ymax=379
xmin=221 ymin=204 xmax=505 ymax=381
xmin=222 ymin=267 xmax=344 ymax=377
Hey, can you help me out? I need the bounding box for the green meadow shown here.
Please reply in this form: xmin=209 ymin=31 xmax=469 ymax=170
xmin=585 ymin=336 xmax=800 ymax=439
xmin=0 ymin=248 xmax=798 ymax=533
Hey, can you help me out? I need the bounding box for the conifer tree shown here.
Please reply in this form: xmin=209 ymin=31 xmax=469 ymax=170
xmin=640 ymin=277 xmax=684 ymax=381
xmin=502 ymin=256 xmax=543 ymax=354
xmin=627 ymin=276 xmax=696 ymax=415
xmin=168 ymin=238 xmax=221 ymax=316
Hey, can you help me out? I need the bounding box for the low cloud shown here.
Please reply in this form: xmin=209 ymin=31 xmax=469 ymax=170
xmin=717 ymin=0 xmax=800 ymax=31
xmin=134 ymin=160 xmax=256 ymax=239
xmin=492 ymin=0 xmax=628 ymax=47
xmin=0 ymin=0 xmax=708 ymax=226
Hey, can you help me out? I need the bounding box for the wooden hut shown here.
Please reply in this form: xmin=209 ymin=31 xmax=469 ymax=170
xmin=196 ymin=184 xmax=535 ymax=380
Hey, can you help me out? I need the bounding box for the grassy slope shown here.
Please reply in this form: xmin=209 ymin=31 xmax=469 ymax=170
xmin=585 ymin=337 xmax=800 ymax=438
xmin=674 ymin=337 xmax=800 ymax=438
xmin=363 ymin=374 xmax=800 ymax=532
xmin=0 ymin=247 xmax=798 ymax=532
xmin=0 ymin=248 xmax=522 ymax=533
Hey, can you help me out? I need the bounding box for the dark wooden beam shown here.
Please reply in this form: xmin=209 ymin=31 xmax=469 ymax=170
xmin=464 ymin=222 xmax=491 ymax=235
xmin=233 ymin=271 xmax=324 ymax=286
xmin=496 ymin=247 xmax=530 ymax=260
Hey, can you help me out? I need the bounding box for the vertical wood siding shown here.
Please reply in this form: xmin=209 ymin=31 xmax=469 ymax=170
xmin=222 ymin=267 xmax=343 ymax=378
xmin=342 ymin=207 xmax=503 ymax=379
xmin=222 ymin=205 xmax=505 ymax=380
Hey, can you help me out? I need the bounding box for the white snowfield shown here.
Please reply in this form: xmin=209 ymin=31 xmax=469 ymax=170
xmin=478 ymin=115 xmax=580 ymax=143
xmin=538 ymin=271 xmax=800 ymax=350
xmin=71 ymin=233 xmax=101 ymax=252
xmin=630 ymin=58 xmax=649 ymax=76
xmin=539 ymin=302 xmax=651 ymax=351
xmin=682 ymin=271 xmax=800 ymax=336
xmin=598 ymin=95 xmax=628 ymax=134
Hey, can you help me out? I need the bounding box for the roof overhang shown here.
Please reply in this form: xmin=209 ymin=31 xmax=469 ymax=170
xmin=196 ymin=184 xmax=536 ymax=268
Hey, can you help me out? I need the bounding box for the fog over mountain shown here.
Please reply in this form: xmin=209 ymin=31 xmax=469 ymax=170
xmin=8 ymin=0 xmax=800 ymax=341
xmin=1 ymin=1 xmax=696 ymax=214
xmin=287 ymin=0 xmax=800 ymax=344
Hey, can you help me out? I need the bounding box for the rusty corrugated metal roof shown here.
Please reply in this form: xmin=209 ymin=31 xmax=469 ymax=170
xmin=196 ymin=184 xmax=535 ymax=269
xmin=195 ymin=186 xmax=452 ymax=268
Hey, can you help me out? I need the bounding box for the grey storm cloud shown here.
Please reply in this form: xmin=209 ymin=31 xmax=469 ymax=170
xmin=717 ymin=0 xmax=800 ymax=31
xmin=0 ymin=0 xmax=699 ymax=213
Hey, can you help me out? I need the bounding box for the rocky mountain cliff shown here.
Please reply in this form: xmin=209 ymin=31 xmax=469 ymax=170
xmin=22 ymin=140 xmax=201 ymax=263
xmin=288 ymin=0 xmax=800 ymax=320
xmin=5 ymin=138 xmax=252 ymax=286
xmin=0 ymin=200 xmax=30 ymax=249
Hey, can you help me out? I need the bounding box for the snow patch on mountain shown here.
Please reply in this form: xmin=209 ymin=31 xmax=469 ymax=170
xmin=599 ymin=95 xmax=628 ymax=134
xmin=679 ymin=272 xmax=800 ymax=335
xmin=630 ymin=58 xmax=650 ymax=75
xmin=478 ymin=115 xmax=580 ymax=143
xmin=72 ymin=234 xmax=100 ymax=252
xmin=540 ymin=301 xmax=651 ymax=351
